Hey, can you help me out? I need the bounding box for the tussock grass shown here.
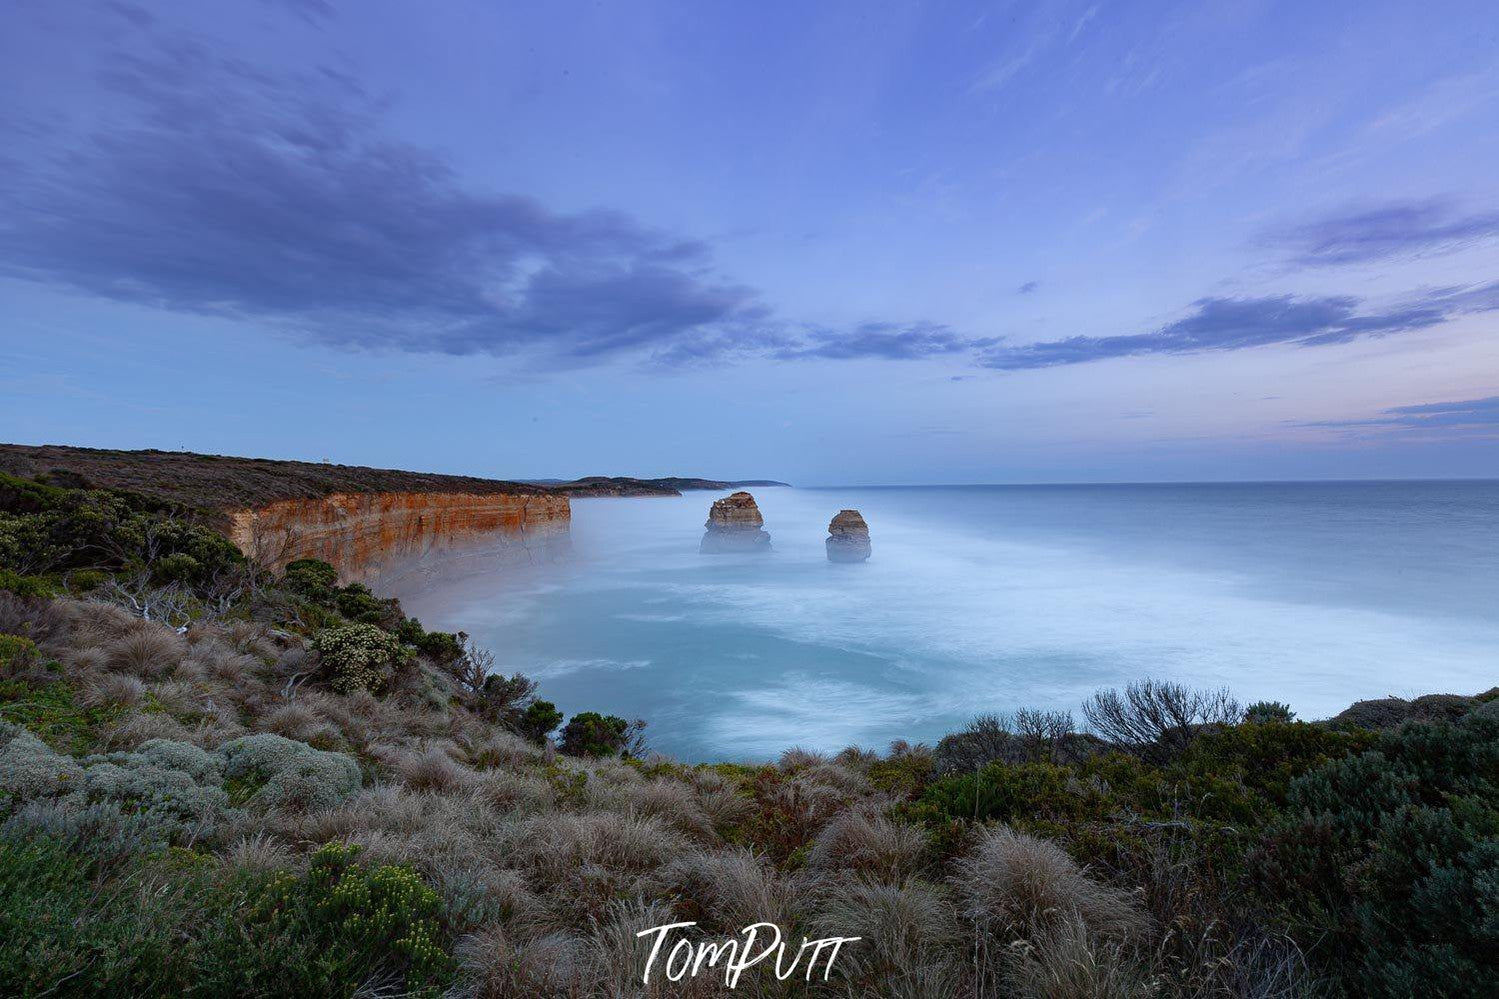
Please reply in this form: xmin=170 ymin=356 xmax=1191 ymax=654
xmin=806 ymin=810 xmax=929 ymax=882
xmin=953 ymin=825 xmax=1149 ymax=944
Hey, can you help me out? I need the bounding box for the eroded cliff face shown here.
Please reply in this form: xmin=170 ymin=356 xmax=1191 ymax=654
xmin=227 ymin=490 xmax=571 ymax=585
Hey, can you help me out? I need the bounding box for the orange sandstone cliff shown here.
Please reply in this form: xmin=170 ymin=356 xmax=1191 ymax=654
xmin=227 ymin=490 xmax=571 ymax=585
xmin=0 ymin=444 xmax=572 ymax=585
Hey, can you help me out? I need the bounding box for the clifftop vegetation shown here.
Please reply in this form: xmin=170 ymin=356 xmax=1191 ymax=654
xmin=0 ymin=444 xmax=551 ymax=518
xmin=0 ymin=468 xmax=1494 ymax=996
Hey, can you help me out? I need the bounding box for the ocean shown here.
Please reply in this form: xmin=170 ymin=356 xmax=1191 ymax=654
xmin=397 ymin=482 xmax=1499 ymax=762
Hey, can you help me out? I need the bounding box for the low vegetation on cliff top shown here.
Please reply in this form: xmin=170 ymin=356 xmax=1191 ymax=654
xmin=1 ymin=469 xmax=1496 ymax=997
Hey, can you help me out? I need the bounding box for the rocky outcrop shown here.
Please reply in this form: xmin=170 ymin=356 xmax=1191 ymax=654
xmin=826 ymin=509 xmax=872 ymax=562
xmin=699 ymin=491 xmax=772 ymax=553
xmin=228 ymin=491 xmax=571 ymax=585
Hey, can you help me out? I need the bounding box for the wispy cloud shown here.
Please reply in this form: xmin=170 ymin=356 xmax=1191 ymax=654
xmin=977 ymin=293 xmax=1460 ymax=370
xmin=1269 ymin=198 xmax=1499 ymax=266
xmin=776 ymin=322 xmax=997 ymax=362
xmin=1300 ymin=396 xmax=1499 ymax=438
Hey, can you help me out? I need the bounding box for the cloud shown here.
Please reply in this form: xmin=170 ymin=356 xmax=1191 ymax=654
xmin=0 ymin=38 xmax=787 ymax=367
xmin=1269 ymin=198 xmax=1499 ymax=266
xmin=977 ymin=293 xmax=1456 ymax=370
xmin=775 ymin=322 xmax=998 ymax=362
xmin=1300 ymin=396 xmax=1499 ymax=437
xmin=0 ymin=34 xmax=997 ymax=372
xmin=1017 ymin=280 xmax=1040 ymax=294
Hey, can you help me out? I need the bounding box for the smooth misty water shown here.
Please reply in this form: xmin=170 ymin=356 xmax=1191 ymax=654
xmin=399 ymin=482 xmax=1499 ymax=762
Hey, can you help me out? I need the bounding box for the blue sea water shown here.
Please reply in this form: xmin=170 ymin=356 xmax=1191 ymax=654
xmin=399 ymin=482 xmax=1499 ymax=762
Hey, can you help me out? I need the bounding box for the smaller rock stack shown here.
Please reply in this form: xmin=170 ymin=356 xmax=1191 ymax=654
xmin=825 ymin=509 xmax=872 ymax=562
xmin=700 ymin=491 xmax=772 ymax=553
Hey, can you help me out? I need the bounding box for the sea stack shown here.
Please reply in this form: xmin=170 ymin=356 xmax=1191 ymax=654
xmin=700 ymin=491 xmax=772 ymax=553
xmin=825 ymin=509 xmax=872 ymax=562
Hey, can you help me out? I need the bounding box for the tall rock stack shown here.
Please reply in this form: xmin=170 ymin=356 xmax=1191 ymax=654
xmin=699 ymin=491 xmax=772 ymax=553
xmin=825 ymin=509 xmax=872 ymax=562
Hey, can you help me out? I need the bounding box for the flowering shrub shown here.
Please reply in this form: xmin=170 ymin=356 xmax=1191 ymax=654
xmin=242 ymin=843 xmax=452 ymax=994
xmin=311 ymin=623 xmax=409 ymax=694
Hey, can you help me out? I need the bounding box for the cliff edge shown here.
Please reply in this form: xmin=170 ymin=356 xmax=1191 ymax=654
xmin=0 ymin=444 xmax=570 ymax=584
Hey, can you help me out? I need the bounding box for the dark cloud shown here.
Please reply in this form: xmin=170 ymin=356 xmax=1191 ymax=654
xmin=0 ymin=35 xmax=990 ymax=370
xmin=976 ymin=293 xmax=1460 ymax=370
xmin=1300 ymin=396 xmax=1499 ymax=436
xmin=1270 ymin=199 xmax=1499 ymax=266
xmin=776 ymin=322 xmax=999 ymax=361
xmin=1017 ymin=280 xmax=1040 ymax=294
xmin=0 ymin=40 xmax=778 ymax=366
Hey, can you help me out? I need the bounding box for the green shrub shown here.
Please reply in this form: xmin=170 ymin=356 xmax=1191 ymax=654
xmin=65 ymin=568 xmax=108 ymax=592
xmin=283 ymin=558 xmax=338 ymax=602
xmin=395 ymin=617 xmax=465 ymax=667
xmin=0 ymin=571 xmax=53 ymax=599
xmin=1244 ymin=700 xmax=1295 ymax=724
xmin=0 ymin=833 xmax=454 ymax=996
xmin=558 ymin=711 xmax=642 ymax=757
xmin=200 ymin=843 xmax=452 ymax=996
xmin=1174 ymin=721 xmax=1371 ymax=810
xmin=310 ymin=623 xmax=409 ymax=694
xmin=0 ymin=831 xmax=188 ymax=994
xmin=1250 ymin=715 xmax=1499 ymax=995
xmin=0 ymin=635 xmax=38 ymax=673
xmin=912 ymin=760 xmax=1109 ymax=829
xmin=0 ymin=473 xmax=243 ymax=589
xmin=0 ymin=678 xmax=119 ymax=754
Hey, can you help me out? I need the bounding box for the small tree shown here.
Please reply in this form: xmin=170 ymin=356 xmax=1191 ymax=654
xmin=558 ymin=711 xmax=646 ymax=757
xmin=934 ymin=714 xmax=1017 ymax=774
xmin=517 ymin=699 xmax=563 ymax=743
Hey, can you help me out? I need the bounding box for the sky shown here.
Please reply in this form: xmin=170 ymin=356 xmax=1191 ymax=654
xmin=1 ymin=0 xmax=1497 ymax=484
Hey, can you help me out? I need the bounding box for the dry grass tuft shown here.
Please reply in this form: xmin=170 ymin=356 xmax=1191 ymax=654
xmin=629 ymin=778 xmax=717 ymax=840
xmin=260 ymin=701 xmax=340 ymax=745
xmin=145 ymin=679 xmax=203 ymax=715
xmin=658 ymin=847 xmax=800 ymax=932
xmin=806 ymin=810 xmax=929 ymax=882
xmin=456 ymin=925 xmax=589 ymax=997
xmin=778 ymin=746 xmax=827 ymax=770
xmin=953 ymin=825 xmax=1149 ymax=945
xmin=695 ymin=783 xmax=753 ymax=833
xmin=835 ymin=745 xmax=882 ymax=772
xmin=811 ymin=875 xmax=962 ymax=992
xmin=468 ymin=729 xmax=546 ymax=770
xmin=100 ymin=709 xmax=191 ymax=748
xmin=519 ymin=811 xmax=687 ymax=888
xmin=78 ymin=672 xmax=147 ymax=708
xmin=225 ymin=833 xmax=297 ymax=874
xmin=397 ymin=748 xmax=475 ymax=793
xmin=1002 ymin=912 xmax=1155 ymax=998
xmin=471 ymin=769 xmax=555 ymax=814
xmin=105 ymin=627 xmax=186 ymax=678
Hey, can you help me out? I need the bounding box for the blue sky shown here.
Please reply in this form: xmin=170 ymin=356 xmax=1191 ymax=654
xmin=2 ymin=0 xmax=1497 ymax=483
